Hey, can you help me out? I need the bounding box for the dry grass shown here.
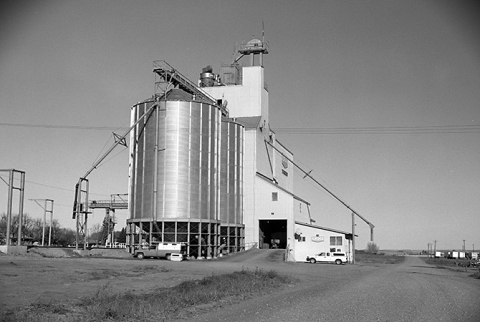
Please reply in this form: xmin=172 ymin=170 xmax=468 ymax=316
xmin=423 ymin=257 xmax=480 ymax=278
xmin=3 ymin=268 xmax=295 ymax=322
xmin=355 ymin=252 xmax=405 ymax=265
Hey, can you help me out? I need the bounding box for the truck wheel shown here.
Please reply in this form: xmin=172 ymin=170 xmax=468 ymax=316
xmin=335 ymin=259 xmax=342 ymax=265
xmin=137 ymin=253 xmax=144 ymax=259
xmin=309 ymin=258 xmax=316 ymax=264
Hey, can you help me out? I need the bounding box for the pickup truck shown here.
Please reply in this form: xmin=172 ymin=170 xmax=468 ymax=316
xmin=306 ymin=252 xmax=347 ymax=265
xmin=134 ymin=242 xmax=187 ymax=260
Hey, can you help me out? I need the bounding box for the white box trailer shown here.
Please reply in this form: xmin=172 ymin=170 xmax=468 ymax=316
xmin=450 ymin=251 xmax=466 ymax=259
xmin=434 ymin=251 xmax=443 ymax=258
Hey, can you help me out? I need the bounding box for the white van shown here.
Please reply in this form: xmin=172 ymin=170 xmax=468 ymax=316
xmin=306 ymin=252 xmax=348 ymax=265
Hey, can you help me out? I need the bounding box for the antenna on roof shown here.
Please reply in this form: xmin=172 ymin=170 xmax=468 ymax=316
xmin=262 ymin=20 xmax=265 ymax=43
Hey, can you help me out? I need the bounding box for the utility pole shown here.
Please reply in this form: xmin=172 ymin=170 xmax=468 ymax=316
xmin=352 ymin=213 xmax=355 ymax=264
xmin=463 ymin=240 xmax=465 ymax=252
xmin=30 ymin=199 xmax=54 ymax=246
xmin=434 ymin=240 xmax=436 ymax=258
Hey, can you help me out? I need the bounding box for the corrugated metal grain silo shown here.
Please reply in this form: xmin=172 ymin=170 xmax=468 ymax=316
xmin=219 ymin=120 xmax=244 ymax=224
xmin=127 ymin=89 xmax=244 ymax=258
xmin=219 ymin=120 xmax=245 ymax=252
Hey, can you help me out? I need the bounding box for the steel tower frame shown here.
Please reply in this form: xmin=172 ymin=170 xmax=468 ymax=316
xmin=0 ymin=169 xmax=25 ymax=247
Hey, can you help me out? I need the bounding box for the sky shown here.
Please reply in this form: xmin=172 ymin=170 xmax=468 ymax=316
xmin=1 ymin=0 xmax=479 ymax=251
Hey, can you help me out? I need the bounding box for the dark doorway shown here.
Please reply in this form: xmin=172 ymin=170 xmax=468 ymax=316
xmin=259 ymin=220 xmax=287 ymax=249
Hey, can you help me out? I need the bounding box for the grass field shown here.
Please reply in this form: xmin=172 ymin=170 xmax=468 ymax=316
xmin=4 ymin=268 xmax=295 ymax=322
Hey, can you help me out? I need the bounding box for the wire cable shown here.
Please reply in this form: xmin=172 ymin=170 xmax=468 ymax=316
xmin=0 ymin=174 xmax=111 ymax=197
xmin=3 ymin=122 xmax=479 ymax=134
xmin=274 ymin=124 xmax=480 ymax=135
xmin=0 ymin=122 xmax=129 ymax=131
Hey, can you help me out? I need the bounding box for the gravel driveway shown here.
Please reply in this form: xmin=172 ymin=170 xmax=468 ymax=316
xmin=191 ymin=256 xmax=480 ymax=322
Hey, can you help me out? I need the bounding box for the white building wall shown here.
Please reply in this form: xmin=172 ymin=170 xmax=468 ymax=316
xmin=255 ymin=179 xmax=293 ymax=219
xmin=204 ymin=66 xmax=267 ymax=120
xmin=270 ymin=140 xmax=294 ymax=192
xmin=293 ymin=198 xmax=311 ymax=225
xmin=242 ymin=129 xmax=257 ymax=247
xmin=293 ymin=223 xmax=351 ymax=262
xmin=254 ymin=177 xmax=295 ymax=249
xmin=255 ymin=130 xmax=273 ymax=179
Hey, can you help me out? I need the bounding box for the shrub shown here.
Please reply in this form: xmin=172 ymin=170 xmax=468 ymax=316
xmin=366 ymin=242 xmax=379 ymax=254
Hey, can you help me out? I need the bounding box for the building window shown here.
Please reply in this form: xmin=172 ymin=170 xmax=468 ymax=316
xmin=272 ymin=192 xmax=278 ymax=201
xmin=330 ymin=236 xmax=342 ymax=246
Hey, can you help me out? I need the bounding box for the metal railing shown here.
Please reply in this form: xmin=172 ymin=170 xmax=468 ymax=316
xmin=153 ymin=60 xmax=228 ymax=116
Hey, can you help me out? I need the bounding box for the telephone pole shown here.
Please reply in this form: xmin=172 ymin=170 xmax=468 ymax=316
xmin=352 ymin=213 xmax=356 ymax=264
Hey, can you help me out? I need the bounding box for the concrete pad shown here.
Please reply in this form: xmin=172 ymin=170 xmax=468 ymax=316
xmin=0 ymin=245 xmax=28 ymax=255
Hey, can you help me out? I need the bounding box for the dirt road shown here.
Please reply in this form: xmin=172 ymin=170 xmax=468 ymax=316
xmin=192 ymin=256 xmax=480 ymax=322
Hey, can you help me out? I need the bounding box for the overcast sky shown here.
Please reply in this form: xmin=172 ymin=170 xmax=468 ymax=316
xmin=1 ymin=0 xmax=479 ymax=251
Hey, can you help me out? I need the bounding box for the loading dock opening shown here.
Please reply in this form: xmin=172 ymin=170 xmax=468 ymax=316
xmin=259 ymin=219 xmax=287 ymax=249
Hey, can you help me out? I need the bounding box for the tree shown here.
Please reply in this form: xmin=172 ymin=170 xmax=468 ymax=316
xmin=1 ymin=212 xmax=39 ymax=243
xmin=117 ymin=227 xmax=127 ymax=243
xmin=53 ymin=227 xmax=76 ymax=246
xmin=100 ymin=215 xmax=115 ymax=245
xmin=0 ymin=213 xmax=7 ymax=241
xmin=29 ymin=217 xmax=44 ymax=242
xmin=89 ymin=223 xmax=103 ymax=245
xmin=366 ymin=241 xmax=380 ymax=254
xmin=0 ymin=213 xmax=65 ymax=245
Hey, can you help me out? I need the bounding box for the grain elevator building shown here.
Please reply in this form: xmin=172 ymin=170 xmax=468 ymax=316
xmin=126 ymin=38 xmax=352 ymax=262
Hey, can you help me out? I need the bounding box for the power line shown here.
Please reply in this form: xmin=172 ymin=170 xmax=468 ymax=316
xmin=0 ymin=174 xmax=111 ymax=197
xmin=0 ymin=122 xmax=129 ymax=131
xmin=274 ymin=124 xmax=480 ymax=135
xmin=2 ymin=122 xmax=479 ymax=134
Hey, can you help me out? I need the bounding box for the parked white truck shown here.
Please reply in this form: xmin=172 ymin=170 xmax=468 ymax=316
xmin=134 ymin=242 xmax=187 ymax=260
xmin=306 ymin=252 xmax=348 ymax=265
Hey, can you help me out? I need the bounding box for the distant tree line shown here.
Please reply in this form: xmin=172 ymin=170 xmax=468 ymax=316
xmin=0 ymin=213 xmax=126 ymax=246
xmin=0 ymin=212 xmax=75 ymax=246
